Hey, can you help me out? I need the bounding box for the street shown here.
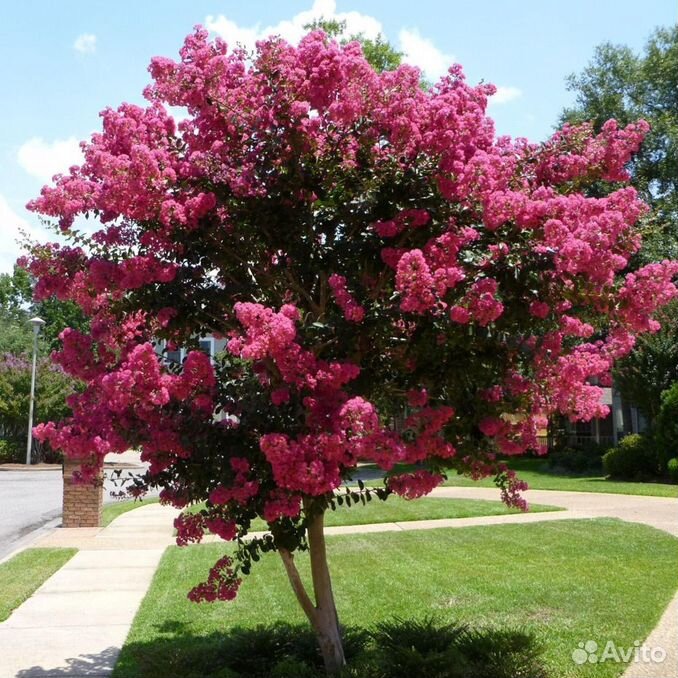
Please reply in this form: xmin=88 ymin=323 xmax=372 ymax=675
xmin=0 ymin=456 xmax=156 ymax=560
xmin=0 ymin=470 xmax=62 ymax=560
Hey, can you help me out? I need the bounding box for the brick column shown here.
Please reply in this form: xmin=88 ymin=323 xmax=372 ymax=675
xmin=62 ymin=459 xmax=103 ymax=527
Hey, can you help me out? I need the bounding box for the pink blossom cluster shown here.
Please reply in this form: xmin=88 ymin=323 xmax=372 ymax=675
xmin=187 ymin=555 xmax=241 ymax=603
xmin=387 ymin=470 xmax=444 ymax=500
xmin=262 ymin=489 xmax=303 ymax=523
xmin=328 ymin=274 xmax=365 ymax=322
xmin=209 ymin=458 xmax=260 ymax=506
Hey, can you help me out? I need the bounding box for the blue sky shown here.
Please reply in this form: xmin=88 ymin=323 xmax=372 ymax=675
xmin=1 ymin=0 xmax=676 ymax=272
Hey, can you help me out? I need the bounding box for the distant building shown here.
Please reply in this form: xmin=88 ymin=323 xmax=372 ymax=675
xmin=557 ymin=384 xmax=647 ymax=449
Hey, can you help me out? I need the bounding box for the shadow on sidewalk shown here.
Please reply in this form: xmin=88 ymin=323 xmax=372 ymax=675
xmin=16 ymin=646 xmax=120 ymax=677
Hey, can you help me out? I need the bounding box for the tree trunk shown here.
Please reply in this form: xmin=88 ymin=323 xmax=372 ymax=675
xmin=279 ymin=503 xmax=346 ymax=675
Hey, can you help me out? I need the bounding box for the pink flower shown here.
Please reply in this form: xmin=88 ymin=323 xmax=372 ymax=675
xmin=479 ymin=417 xmax=503 ymax=437
xmin=388 ymin=470 xmax=443 ymax=500
xmin=528 ymin=301 xmax=550 ymax=319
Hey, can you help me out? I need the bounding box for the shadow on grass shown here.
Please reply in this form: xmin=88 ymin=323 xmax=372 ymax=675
xmin=110 ymin=618 xmax=548 ymax=678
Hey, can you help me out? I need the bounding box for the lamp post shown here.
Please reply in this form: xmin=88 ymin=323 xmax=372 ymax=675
xmin=25 ymin=317 xmax=45 ymax=465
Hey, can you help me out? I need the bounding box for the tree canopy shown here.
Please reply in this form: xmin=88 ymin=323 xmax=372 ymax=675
xmin=21 ymin=28 xmax=677 ymax=674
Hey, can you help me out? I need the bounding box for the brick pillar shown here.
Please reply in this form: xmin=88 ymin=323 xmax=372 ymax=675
xmin=62 ymin=459 xmax=103 ymax=527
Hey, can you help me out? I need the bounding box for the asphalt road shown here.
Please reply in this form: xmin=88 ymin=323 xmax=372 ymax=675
xmin=0 ymin=464 xmax=157 ymax=560
xmin=0 ymin=470 xmax=62 ymax=560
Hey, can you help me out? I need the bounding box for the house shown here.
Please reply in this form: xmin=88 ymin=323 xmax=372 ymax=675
xmin=558 ymin=384 xmax=647 ymax=449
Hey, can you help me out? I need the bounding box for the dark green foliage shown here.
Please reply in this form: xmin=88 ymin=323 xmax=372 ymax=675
xmin=667 ymin=458 xmax=678 ymax=484
xmin=614 ymin=302 xmax=678 ymax=421
xmin=547 ymin=440 xmax=607 ymax=474
xmin=113 ymin=619 xmax=547 ymax=678
xmin=654 ymin=382 xmax=678 ymax=471
xmin=359 ymin=617 xmax=546 ymax=678
xmin=0 ymin=358 xmax=74 ymax=463
xmin=602 ymin=434 xmax=659 ymax=480
xmin=0 ymin=439 xmax=19 ymax=463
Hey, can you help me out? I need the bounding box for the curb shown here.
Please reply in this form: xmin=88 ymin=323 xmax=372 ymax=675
xmin=0 ymin=515 xmax=63 ymax=566
xmin=0 ymin=464 xmax=61 ymax=472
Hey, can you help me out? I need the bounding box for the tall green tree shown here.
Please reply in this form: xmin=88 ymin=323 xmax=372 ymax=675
xmin=613 ymin=301 xmax=678 ymax=420
xmin=562 ymin=25 xmax=678 ymax=263
xmin=0 ymin=266 xmax=33 ymax=355
xmin=0 ymin=265 xmax=89 ymax=354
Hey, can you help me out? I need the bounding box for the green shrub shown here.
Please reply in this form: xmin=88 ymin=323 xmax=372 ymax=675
xmin=667 ymin=458 xmax=678 ymax=484
xmin=0 ymin=438 xmax=21 ymax=464
xmin=655 ymin=382 xmax=678 ymax=472
xmin=547 ymin=440 xmax=606 ymax=474
xmin=120 ymin=619 xmax=548 ymax=678
xmin=359 ymin=617 xmax=547 ymax=678
xmin=602 ymin=434 xmax=659 ymax=480
xmin=0 ymin=355 xmax=74 ymax=463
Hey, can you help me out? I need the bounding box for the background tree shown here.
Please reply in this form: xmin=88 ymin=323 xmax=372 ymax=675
xmin=613 ymin=301 xmax=678 ymax=421
xmin=0 ymin=265 xmax=89 ymax=354
xmin=22 ymin=29 xmax=677 ymax=674
xmin=0 ymin=266 xmax=33 ymax=354
xmin=562 ymin=25 xmax=678 ymax=264
xmin=0 ymin=355 xmax=74 ymax=462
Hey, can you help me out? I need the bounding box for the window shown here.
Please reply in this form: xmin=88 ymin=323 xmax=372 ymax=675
xmin=198 ymin=338 xmax=215 ymax=359
xmin=165 ymin=348 xmax=183 ymax=365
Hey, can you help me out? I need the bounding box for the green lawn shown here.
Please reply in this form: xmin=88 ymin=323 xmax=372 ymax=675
xmin=243 ymin=496 xmax=561 ymax=532
xmin=102 ymin=498 xmax=159 ymax=526
xmin=443 ymin=458 xmax=678 ymax=497
xmin=0 ymin=548 xmax=77 ymax=621
xmin=358 ymin=458 xmax=678 ymax=498
xmin=114 ymin=519 xmax=678 ymax=678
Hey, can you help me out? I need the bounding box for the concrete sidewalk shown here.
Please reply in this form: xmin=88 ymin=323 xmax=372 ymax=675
xmin=0 ymin=503 xmax=177 ymax=678
xmin=0 ymin=487 xmax=676 ymax=677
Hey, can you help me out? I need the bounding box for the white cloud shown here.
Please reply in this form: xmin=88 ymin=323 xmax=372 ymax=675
xmin=489 ymin=85 xmax=522 ymax=106
xmin=73 ymin=33 xmax=97 ymax=54
xmin=206 ymin=2 xmax=457 ymax=82
xmin=398 ymin=28 xmax=454 ymax=81
xmin=0 ymin=195 xmax=50 ymax=274
xmin=17 ymin=137 xmax=83 ymax=183
xmin=206 ymin=0 xmax=382 ymax=54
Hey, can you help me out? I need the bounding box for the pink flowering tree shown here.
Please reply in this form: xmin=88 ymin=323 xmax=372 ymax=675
xmin=21 ymin=28 xmax=677 ymax=674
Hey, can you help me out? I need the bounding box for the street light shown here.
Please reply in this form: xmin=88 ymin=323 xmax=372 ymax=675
xmin=26 ymin=317 xmax=45 ymax=465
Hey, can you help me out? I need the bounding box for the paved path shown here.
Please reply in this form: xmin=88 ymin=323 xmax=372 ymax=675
xmin=0 ymin=503 xmax=176 ymax=678
xmin=430 ymin=486 xmax=678 ymax=537
xmin=0 ymin=487 xmax=675 ymax=677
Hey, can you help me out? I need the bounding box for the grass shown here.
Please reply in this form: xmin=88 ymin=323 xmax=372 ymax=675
xmin=0 ymin=548 xmax=77 ymax=621
xmin=443 ymin=458 xmax=678 ymax=497
xmin=102 ymin=497 xmax=159 ymax=527
xmin=302 ymin=496 xmax=561 ymax=527
xmin=114 ymin=518 xmax=678 ymax=678
xmin=183 ymin=496 xmax=561 ymax=533
xmin=359 ymin=458 xmax=678 ymax=498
